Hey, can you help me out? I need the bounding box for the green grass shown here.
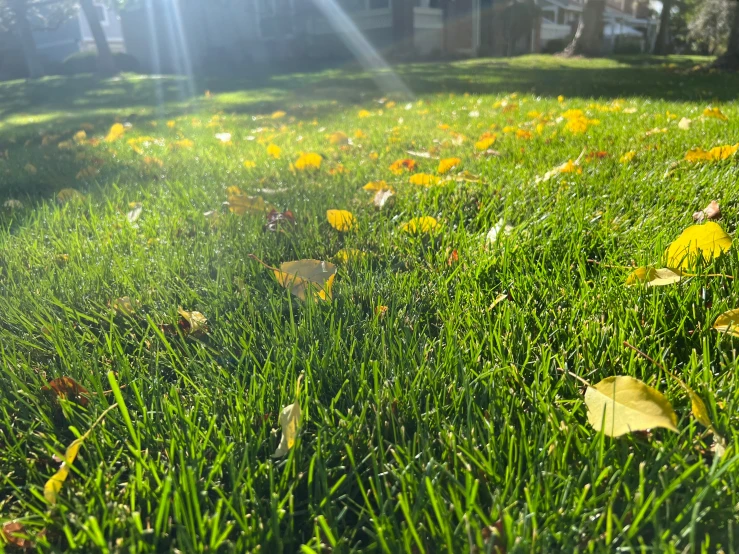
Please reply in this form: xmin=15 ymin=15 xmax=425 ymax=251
xmin=1 ymin=54 xmax=739 ymax=552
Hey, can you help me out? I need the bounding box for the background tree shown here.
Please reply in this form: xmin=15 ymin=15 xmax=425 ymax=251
xmin=688 ymin=0 xmax=733 ymax=54
xmin=562 ymin=0 xmax=605 ymax=56
xmin=653 ymin=0 xmax=673 ymax=54
xmin=713 ymin=0 xmax=739 ymax=67
xmin=79 ymin=0 xmax=117 ymax=75
xmin=0 ymin=0 xmax=78 ymax=78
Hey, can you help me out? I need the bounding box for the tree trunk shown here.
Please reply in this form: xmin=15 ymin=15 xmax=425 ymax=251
xmin=79 ymin=0 xmax=118 ymax=76
xmin=652 ymin=0 xmax=672 ymax=55
xmin=714 ymin=1 xmax=739 ymax=69
xmin=562 ymin=0 xmax=605 ymax=57
xmin=10 ymin=0 xmax=43 ymax=78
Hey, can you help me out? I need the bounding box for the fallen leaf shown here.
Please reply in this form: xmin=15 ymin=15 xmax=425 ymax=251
xmin=713 ymin=308 xmax=739 ymax=337
xmin=273 ymin=375 xmax=303 ymax=458
xmin=274 ymin=259 xmax=337 ymax=301
xmin=409 ymin=173 xmax=439 ymax=186
xmin=263 ymin=209 xmax=295 ymax=232
xmin=584 ymin=375 xmax=678 ymax=437
xmin=56 ymin=188 xmax=85 ymax=205
xmin=535 ymin=159 xmax=581 ymax=183
xmin=363 ymin=180 xmax=392 ymax=192
xmin=111 ymin=296 xmax=135 ymax=316
xmin=685 ymin=144 xmax=738 ymax=162
xmin=126 ymin=202 xmax=143 ymax=223
xmin=215 ymin=132 xmax=232 ymax=143
xmin=44 ymin=437 xmax=84 ymax=503
xmin=488 ymin=293 xmax=511 ymax=310
xmin=703 ymin=107 xmax=728 ymax=121
xmin=105 ymin=123 xmax=125 ymax=142
xmin=2 ymin=521 xmax=32 ymax=550
xmin=406 ymin=150 xmax=434 ymax=159
xmin=42 ymin=377 xmax=89 ymax=407
xmin=326 ymin=209 xmax=355 ymax=231
xmin=389 ymin=159 xmax=416 ymax=175
xmin=4 ymin=199 xmax=22 ymax=209
xmin=373 ymin=189 xmax=395 ymax=209
xmin=177 ymin=308 xmax=208 ymax=335
xmin=329 ymin=131 xmax=349 ymax=145
xmin=486 ymin=220 xmax=513 ymax=244
xmin=693 ymin=200 xmax=720 ymax=223
xmin=438 ymin=157 xmax=461 ymax=174
xmin=294 ymin=152 xmax=322 ymax=171
xmin=267 ymin=144 xmax=281 ymax=159
xmin=665 ymin=222 xmax=731 ymax=268
xmin=227 ymin=186 xmax=275 ymax=215
xmin=678 ymin=117 xmax=692 ymax=130
xmin=625 ymin=267 xmax=683 ymax=287
xmin=620 ymin=151 xmax=636 ymax=164
xmin=401 ymin=216 xmax=439 ymax=234
xmin=335 ymin=248 xmax=365 ymax=263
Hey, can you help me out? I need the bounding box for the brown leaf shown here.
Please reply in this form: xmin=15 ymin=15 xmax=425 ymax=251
xmin=263 ymin=209 xmax=296 ymax=232
xmin=2 ymin=521 xmax=33 ymax=550
xmin=42 ymin=377 xmax=89 ymax=407
xmin=693 ymin=200 xmax=721 ymax=223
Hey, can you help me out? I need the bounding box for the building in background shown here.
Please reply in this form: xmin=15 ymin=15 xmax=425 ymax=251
xmin=33 ymin=1 xmax=125 ymax=63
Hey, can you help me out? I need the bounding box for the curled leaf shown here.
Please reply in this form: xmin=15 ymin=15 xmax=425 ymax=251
xmin=373 ymin=189 xmax=395 ymax=209
xmin=584 ymin=375 xmax=678 ymax=437
xmin=126 ymin=202 xmax=143 ymax=223
xmin=693 ymin=200 xmax=720 ymax=223
xmin=56 ymin=188 xmax=85 ymax=205
xmin=226 ymin=186 xmax=275 ymax=215
xmin=625 ymin=267 xmax=683 ymax=287
xmin=273 ymin=375 xmax=303 ymax=458
xmin=713 ymin=308 xmax=739 ymax=337
xmin=177 ymin=308 xmax=208 ymax=335
xmin=44 ymin=438 xmax=84 ymax=503
xmin=274 ymin=259 xmax=337 ymax=301
xmin=111 ymin=296 xmax=135 ymax=316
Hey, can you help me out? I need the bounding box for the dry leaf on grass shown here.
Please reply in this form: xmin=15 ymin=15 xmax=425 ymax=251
xmin=693 ymin=201 xmax=720 ymax=223
xmin=584 ymin=375 xmax=678 ymax=437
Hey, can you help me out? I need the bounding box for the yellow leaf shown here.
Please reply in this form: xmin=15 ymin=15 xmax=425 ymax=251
xmin=267 ymin=144 xmax=281 ymax=158
xmin=684 ymin=144 xmax=738 ymax=162
xmin=409 ymin=173 xmax=439 ymax=186
xmin=438 ymin=157 xmax=461 ymax=174
xmin=625 ymin=267 xmax=683 ymax=287
xmin=389 ymin=159 xmax=416 ymax=174
xmin=243 ymin=160 xmax=256 ymax=169
xmin=713 ymin=308 xmax=739 ymax=337
xmin=111 ymin=296 xmax=135 ymax=316
xmin=358 ymin=110 xmax=372 ymax=118
xmin=227 ymin=189 xmax=274 ymax=215
xmin=166 ymin=120 xmax=176 ymax=128
xmin=172 ymin=139 xmax=194 ymax=149
xmin=665 ymin=222 xmax=731 ymax=269
xmin=56 ymin=188 xmax=85 ymax=205
xmin=329 ymin=131 xmax=349 ymax=145
xmin=584 ymin=376 xmax=678 ymax=437
xmin=271 ymin=111 xmax=286 ymax=119
xmin=177 ymin=307 xmax=208 ymax=334
xmin=475 ymin=136 xmax=496 ymax=150
xmin=105 ymin=123 xmax=126 ymax=142
xmin=363 ymin=180 xmax=392 ymax=192
xmin=535 ymin=159 xmax=581 ymax=183
xmin=335 ymin=248 xmax=365 ymax=263
xmin=401 ymin=216 xmax=439 ymax=234
xmin=620 ymin=151 xmax=636 ymax=163
xmin=326 ymin=209 xmax=354 ymax=231
xmin=294 ymin=152 xmax=322 ymax=171
xmin=688 ymin=389 xmax=713 ymax=429
xmin=73 ymin=130 xmax=87 ymax=144
xmin=44 ymin=438 xmax=84 ymax=504
xmin=273 ymin=375 xmax=303 ymax=458
xmin=703 ymin=107 xmax=728 ymax=121
xmin=273 ymin=260 xmax=337 ymax=302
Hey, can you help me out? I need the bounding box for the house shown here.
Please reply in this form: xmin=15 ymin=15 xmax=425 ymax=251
xmin=120 ymin=0 xmax=451 ymax=74
xmin=33 ymin=1 xmax=125 ymax=63
xmin=118 ymin=0 xmax=657 ymax=76
xmin=538 ymin=0 xmax=658 ymax=53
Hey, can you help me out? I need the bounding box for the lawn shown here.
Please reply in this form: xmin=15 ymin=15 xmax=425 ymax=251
xmin=1 ymin=54 xmax=739 ymax=552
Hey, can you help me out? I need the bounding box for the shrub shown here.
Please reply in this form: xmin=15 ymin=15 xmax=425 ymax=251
xmin=59 ymin=51 xmax=140 ymax=75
